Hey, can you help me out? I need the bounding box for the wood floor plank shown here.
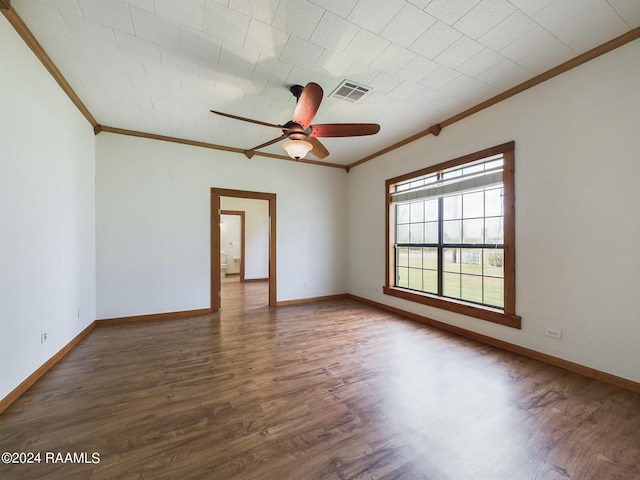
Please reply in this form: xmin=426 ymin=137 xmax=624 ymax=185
xmin=0 ymin=279 xmax=638 ymax=479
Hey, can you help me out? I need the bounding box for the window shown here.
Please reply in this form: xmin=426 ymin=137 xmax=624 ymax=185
xmin=384 ymin=142 xmax=520 ymax=328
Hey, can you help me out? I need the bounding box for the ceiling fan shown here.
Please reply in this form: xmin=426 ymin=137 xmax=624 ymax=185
xmin=210 ymin=82 xmax=380 ymax=161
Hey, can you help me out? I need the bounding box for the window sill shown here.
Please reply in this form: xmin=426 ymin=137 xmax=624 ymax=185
xmin=383 ymin=286 xmax=521 ymax=329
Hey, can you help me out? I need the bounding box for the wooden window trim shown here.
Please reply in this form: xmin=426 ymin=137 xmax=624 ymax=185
xmin=385 ymin=141 xmax=521 ymax=329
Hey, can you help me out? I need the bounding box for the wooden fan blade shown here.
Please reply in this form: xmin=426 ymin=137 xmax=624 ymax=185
xmin=210 ymin=110 xmax=283 ymax=129
xmin=247 ymin=134 xmax=288 ymax=152
xmin=292 ymin=83 xmax=323 ymax=129
xmin=310 ymin=123 xmax=380 ymax=137
xmin=307 ymin=137 xmax=329 ymax=159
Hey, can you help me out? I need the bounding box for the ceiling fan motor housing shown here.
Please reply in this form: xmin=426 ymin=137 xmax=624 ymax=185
xmin=281 ymin=121 xmax=308 ymax=140
xmin=289 ymin=84 xmax=304 ymax=99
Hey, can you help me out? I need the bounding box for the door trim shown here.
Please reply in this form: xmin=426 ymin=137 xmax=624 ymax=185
xmin=211 ymin=188 xmax=276 ymax=311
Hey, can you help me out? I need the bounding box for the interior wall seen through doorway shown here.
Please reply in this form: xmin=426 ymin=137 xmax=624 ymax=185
xmin=220 ymin=197 xmax=269 ymax=280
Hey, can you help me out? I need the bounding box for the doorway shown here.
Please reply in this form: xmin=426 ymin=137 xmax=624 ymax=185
xmin=220 ymin=210 xmax=245 ymax=281
xmin=211 ymin=188 xmax=276 ymax=312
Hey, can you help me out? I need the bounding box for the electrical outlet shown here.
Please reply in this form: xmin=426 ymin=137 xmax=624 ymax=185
xmin=41 ymin=330 xmax=48 ymax=343
xmin=545 ymin=328 xmax=562 ymax=340
xmin=303 ymin=282 xmax=309 ymax=290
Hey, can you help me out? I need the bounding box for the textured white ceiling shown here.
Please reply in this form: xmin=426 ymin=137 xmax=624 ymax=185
xmin=11 ymin=0 xmax=640 ymax=165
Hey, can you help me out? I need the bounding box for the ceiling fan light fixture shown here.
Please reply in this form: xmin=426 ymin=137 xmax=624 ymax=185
xmin=282 ymin=139 xmax=312 ymax=160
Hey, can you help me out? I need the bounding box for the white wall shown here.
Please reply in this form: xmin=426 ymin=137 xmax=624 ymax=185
xmin=221 ymin=197 xmax=269 ymax=280
xmin=347 ymin=40 xmax=640 ymax=383
xmin=96 ymin=133 xmax=348 ymax=318
xmin=0 ymin=17 xmax=96 ymax=400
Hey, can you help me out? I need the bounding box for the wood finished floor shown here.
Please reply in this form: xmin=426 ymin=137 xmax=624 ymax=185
xmin=1 ymin=280 xmax=638 ymax=479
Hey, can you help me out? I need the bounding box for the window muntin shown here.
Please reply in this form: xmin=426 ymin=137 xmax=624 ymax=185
xmin=385 ymin=142 xmax=519 ymax=328
xmin=394 ymin=177 xmax=504 ymax=307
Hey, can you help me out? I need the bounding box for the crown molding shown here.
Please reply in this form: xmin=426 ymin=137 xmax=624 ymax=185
xmin=97 ymin=126 xmax=347 ymax=169
xmin=2 ymin=4 xmax=98 ymax=127
xmin=348 ymin=27 xmax=640 ymax=171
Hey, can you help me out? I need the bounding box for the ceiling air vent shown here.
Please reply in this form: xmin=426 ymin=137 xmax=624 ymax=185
xmin=329 ymin=80 xmax=372 ymax=103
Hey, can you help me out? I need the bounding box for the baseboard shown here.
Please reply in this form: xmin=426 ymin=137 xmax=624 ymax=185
xmin=97 ymin=308 xmax=213 ymax=326
xmin=348 ymin=294 xmax=640 ymax=394
xmin=1 ymin=308 xmax=214 ymax=415
xmin=277 ymin=293 xmax=348 ymax=307
xmin=0 ymin=321 xmax=97 ymax=415
xmin=4 ymin=297 xmax=636 ymax=418
xmin=243 ymin=277 xmax=268 ymax=283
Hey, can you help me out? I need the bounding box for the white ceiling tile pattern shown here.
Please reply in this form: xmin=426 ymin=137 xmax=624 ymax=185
xmin=77 ymin=0 xmax=136 ymax=34
xmin=499 ymin=26 xmax=556 ymax=64
xmin=272 ymin=0 xmax=323 ymax=40
xmin=155 ymin=0 xmax=205 ymax=30
xmin=342 ymin=28 xmax=390 ymax=65
xmin=410 ymin=21 xmax=463 ymax=59
xmin=279 ymin=36 xmax=323 ymax=71
xmin=244 ymin=19 xmax=289 ymax=58
xmin=434 ymin=35 xmax=485 ymax=69
xmin=419 ymin=65 xmax=462 ymax=90
xmin=532 ymin=0 xmax=599 ymax=31
xmin=130 ymin=6 xmax=180 ymax=50
xmin=35 ymin=0 xmax=82 ymax=16
xmin=380 ymin=4 xmax=436 ymax=47
xmin=454 ymin=0 xmax=516 ymax=39
xmin=609 ymin=0 xmax=640 ymax=26
xmin=477 ymin=10 xmax=537 ymax=51
xmin=115 ymin=30 xmax=162 ymax=64
xmin=425 ymin=0 xmax=482 ymax=25
xmin=456 ymin=47 xmax=504 ymax=77
xmin=202 ymin=2 xmax=249 ymax=45
xmin=9 ymin=0 xmax=640 ymax=166
xmin=309 ymin=11 xmax=359 ymax=52
xmin=476 ymin=57 xmax=531 ymax=89
xmin=179 ymin=28 xmax=221 ymax=66
xmin=125 ymin=0 xmax=155 ymax=12
xmin=550 ymin=2 xmax=630 ymax=51
xmin=310 ymin=0 xmax=358 ymax=19
xmin=368 ymin=71 xmax=404 ymax=95
xmin=396 ymin=55 xmax=439 ymax=83
xmin=60 ymin=11 xmax=119 ymax=50
xmin=347 ymin=0 xmax=405 ymax=34
xmin=370 ymin=44 xmax=417 ymax=75
xmin=228 ymin=0 xmax=279 ymax=24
